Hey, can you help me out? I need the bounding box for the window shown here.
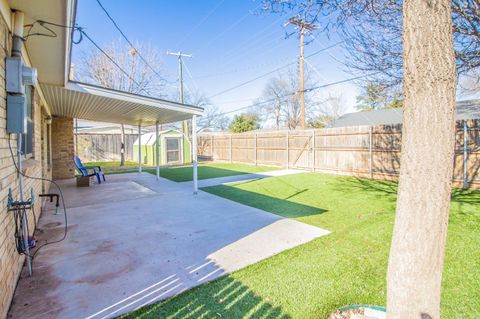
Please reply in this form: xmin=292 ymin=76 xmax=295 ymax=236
xmin=165 ymin=137 xmax=181 ymax=163
xmin=21 ymin=86 xmax=33 ymax=158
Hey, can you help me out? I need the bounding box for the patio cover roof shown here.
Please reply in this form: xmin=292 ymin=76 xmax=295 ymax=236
xmin=41 ymin=81 xmax=203 ymax=126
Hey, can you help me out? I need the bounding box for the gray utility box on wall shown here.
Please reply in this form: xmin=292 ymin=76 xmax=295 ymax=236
xmin=7 ymin=94 xmax=26 ymax=134
xmin=6 ymin=56 xmax=37 ymax=94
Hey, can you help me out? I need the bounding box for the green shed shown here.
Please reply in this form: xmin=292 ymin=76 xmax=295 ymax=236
xmin=133 ymin=130 xmax=191 ymax=166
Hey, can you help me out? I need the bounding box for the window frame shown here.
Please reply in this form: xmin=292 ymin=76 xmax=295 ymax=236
xmin=21 ymin=85 xmax=34 ymax=159
xmin=164 ymin=136 xmax=183 ymax=164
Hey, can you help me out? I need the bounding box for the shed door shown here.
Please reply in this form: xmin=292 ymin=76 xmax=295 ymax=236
xmin=165 ymin=137 xmax=181 ymax=164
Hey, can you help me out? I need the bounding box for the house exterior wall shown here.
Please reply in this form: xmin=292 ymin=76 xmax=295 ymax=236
xmin=0 ymin=11 xmax=53 ymax=319
xmin=51 ymin=117 xmax=75 ymax=179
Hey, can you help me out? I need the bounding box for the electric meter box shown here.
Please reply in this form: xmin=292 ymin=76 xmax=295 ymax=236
xmin=7 ymin=94 xmax=27 ymax=134
xmin=6 ymin=56 xmax=38 ymax=94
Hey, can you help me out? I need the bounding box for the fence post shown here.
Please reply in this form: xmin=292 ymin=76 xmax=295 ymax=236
xmin=369 ymin=126 xmax=373 ymax=179
xmin=286 ymin=131 xmax=289 ymax=169
xmin=229 ymin=134 xmax=232 ymax=163
xmin=254 ymin=133 xmax=258 ymax=166
xmin=463 ymin=120 xmax=468 ymax=189
xmin=312 ymin=129 xmax=315 ymax=172
xmin=210 ymin=135 xmax=214 ymax=161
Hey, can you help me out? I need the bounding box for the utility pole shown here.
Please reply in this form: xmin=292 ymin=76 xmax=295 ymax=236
xmin=167 ymin=51 xmax=192 ymax=136
xmin=286 ymin=17 xmax=316 ymax=129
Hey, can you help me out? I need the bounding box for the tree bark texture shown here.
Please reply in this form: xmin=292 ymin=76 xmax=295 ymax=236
xmin=386 ymin=0 xmax=456 ymax=318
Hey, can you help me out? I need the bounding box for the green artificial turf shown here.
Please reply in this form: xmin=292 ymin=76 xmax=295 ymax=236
xmin=87 ymin=161 xmax=278 ymax=182
xmin=84 ymin=161 xmax=141 ymax=173
xmin=123 ymin=173 xmax=480 ymax=319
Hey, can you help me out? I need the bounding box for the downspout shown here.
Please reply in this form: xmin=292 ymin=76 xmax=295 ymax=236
xmin=12 ymin=11 xmax=24 ymax=58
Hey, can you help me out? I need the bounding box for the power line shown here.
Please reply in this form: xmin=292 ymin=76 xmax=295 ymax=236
xmin=95 ymin=0 xmax=166 ymax=85
xmin=210 ymin=73 xmax=376 ymax=119
xmin=182 ymin=59 xmax=200 ymax=92
xmin=304 ymin=73 xmax=377 ymax=92
xmin=217 ymin=15 xmax=286 ymax=65
xmin=194 ymin=2 xmax=263 ymax=56
xmin=24 ymin=18 xmax=155 ymax=97
xmin=176 ymin=0 xmax=226 ymax=48
xmin=309 ymin=34 xmax=346 ymax=65
xmin=207 ymin=41 xmax=344 ymax=99
xmin=304 ymin=59 xmax=328 ymax=82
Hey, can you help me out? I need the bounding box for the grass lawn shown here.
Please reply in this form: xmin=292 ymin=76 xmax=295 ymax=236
xmin=86 ymin=161 xmax=279 ymax=182
xmin=84 ymin=161 xmax=141 ymax=173
xmin=123 ymin=173 xmax=480 ymax=319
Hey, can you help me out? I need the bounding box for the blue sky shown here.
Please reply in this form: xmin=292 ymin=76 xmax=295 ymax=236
xmin=72 ymin=0 xmax=360 ymax=120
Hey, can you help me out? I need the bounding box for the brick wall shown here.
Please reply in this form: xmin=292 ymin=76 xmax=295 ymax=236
xmin=51 ymin=117 xmax=75 ymax=180
xmin=0 ymin=13 xmax=52 ymax=319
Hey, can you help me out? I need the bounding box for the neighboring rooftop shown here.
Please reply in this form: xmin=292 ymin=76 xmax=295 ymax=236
xmin=329 ymin=99 xmax=480 ymax=128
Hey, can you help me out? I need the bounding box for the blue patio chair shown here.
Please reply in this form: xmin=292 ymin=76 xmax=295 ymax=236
xmin=73 ymin=156 xmax=106 ymax=184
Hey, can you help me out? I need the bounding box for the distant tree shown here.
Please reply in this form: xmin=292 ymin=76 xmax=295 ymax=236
xmin=229 ymin=113 xmax=260 ymax=133
xmin=198 ymin=104 xmax=230 ymax=132
xmin=183 ymin=90 xmax=230 ymax=134
xmin=309 ymin=93 xmax=346 ymax=127
xmin=77 ymin=40 xmax=166 ymax=96
xmin=77 ymin=40 xmax=166 ymax=166
xmin=258 ymin=69 xmax=315 ymax=130
xmin=262 ymin=0 xmax=479 ymax=88
xmin=355 ymin=83 xmax=387 ymax=111
xmin=356 ymin=82 xmax=403 ymax=111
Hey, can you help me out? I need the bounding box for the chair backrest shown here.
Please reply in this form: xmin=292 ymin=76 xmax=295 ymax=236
xmin=73 ymin=156 xmax=88 ymax=176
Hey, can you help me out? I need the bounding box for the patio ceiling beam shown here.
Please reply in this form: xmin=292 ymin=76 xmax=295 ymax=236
xmin=41 ymin=81 xmax=204 ymax=127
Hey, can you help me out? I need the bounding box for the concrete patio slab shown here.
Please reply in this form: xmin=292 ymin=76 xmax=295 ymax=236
xmin=8 ymin=172 xmax=328 ymax=319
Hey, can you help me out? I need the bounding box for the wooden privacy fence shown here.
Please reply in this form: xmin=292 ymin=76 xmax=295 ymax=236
xmin=75 ymin=133 xmax=138 ymax=162
xmin=198 ymin=120 xmax=480 ymax=189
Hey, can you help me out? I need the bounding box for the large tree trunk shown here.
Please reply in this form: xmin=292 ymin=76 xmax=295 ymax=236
xmin=386 ymin=0 xmax=457 ymax=318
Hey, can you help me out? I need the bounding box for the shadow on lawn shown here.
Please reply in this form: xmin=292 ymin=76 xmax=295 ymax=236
xmin=202 ymin=184 xmax=325 ymax=218
xmin=333 ymin=176 xmax=399 ymax=201
xmin=123 ymin=276 xmax=291 ymax=319
xmin=334 ymin=175 xmax=480 ymax=213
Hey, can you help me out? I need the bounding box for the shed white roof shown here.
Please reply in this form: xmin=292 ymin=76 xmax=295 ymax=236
xmin=41 ymin=82 xmax=203 ymax=126
xmin=133 ymin=130 xmax=183 ymax=146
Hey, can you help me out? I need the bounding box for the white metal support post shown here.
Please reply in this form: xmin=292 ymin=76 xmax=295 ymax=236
xmin=138 ymin=124 xmax=142 ymax=173
xmin=17 ymin=134 xmax=32 ymax=276
xmin=155 ymin=121 xmax=160 ymax=180
xmin=192 ymin=115 xmax=198 ymax=194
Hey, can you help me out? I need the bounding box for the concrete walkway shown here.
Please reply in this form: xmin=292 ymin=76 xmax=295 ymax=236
xmin=8 ymin=172 xmax=328 ymax=319
xmin=193 ymin=169 xmax=305 ymax=188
